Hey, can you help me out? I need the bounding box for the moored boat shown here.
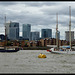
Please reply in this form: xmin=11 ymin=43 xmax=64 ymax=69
xmin=0 ymin=46 xmax=19 ymax=52
xmin=47 ymin=47 xmax=75 ymax=54
xmin=47 ymin=6 xmax=75 ymax=54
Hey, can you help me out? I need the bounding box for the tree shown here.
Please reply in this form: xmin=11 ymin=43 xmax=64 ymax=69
xmin=6 ymin=41 xmax=11 ymax=46
xmin=24 ymin=43 xmax=28 ymax=47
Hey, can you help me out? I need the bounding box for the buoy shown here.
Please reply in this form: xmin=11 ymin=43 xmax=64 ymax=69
xmin=38 ymin=53 xmax=46 ymax=58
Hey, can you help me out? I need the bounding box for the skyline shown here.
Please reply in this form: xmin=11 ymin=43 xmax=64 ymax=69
xmin=0 ymin=1 xmax=75 ymax=40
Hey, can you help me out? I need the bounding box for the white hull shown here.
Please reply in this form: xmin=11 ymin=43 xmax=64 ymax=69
xmin=47 ymin=48 xmax=75 ymax=54
xmin=50 ymin=51 xmax=75 ymax=54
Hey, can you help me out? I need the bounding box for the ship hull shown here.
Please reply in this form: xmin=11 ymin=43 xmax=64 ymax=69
xmin=0 ymin=49 xmax=19 ymax=52
xmin=47 ymin=48 xmax=75 ymax=54
xmin=50 ymin=51 xmax=75 ymax=54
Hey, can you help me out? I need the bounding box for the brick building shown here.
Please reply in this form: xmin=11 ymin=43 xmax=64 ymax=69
xmin=0 ymin=38 xmax=70 ymax=47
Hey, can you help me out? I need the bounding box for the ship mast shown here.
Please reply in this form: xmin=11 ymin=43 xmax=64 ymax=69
xmin=56 ymin=13 xmax=59 ymax=49
xmin=5 ymin=14 xmax=6 ymax=46
xmin=69 ymin=6 xmax=71 ymax=50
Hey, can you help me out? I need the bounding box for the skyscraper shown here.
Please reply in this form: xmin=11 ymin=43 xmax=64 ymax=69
xmin=41 ymin=29 xmax=52 ymax=39
xmin=22 ymin=24 xmax=31 ymax=40
xmin=5 ymin=21 xmax=19 ymax=40
xmin=30 ymin=32 xmax=39 ymax=41
xmin=55 ymin=31 xmax=60 ymax=39
xmin=65 ymin=31 xmax=74 ymax=42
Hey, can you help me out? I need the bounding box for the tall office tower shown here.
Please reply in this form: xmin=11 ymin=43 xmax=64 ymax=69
xmin=5 ymin=21 xmax=19 ymax=40
xmin=65 ymin=31 xmax=74 ymax=42
xmin=55 ymin=31 xmax=60 ymax=39
xmin=30 ymin=32 xmax=39 ymax=41
xmin=41 ymin=29 xmax=52 ymax=39
xmin=22 ymin=24 xmax=31 ymax=40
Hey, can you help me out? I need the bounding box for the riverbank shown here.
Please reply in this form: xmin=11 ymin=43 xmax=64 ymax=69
xmin=19 ymin=47 xmax=51 ymax=50
xmin=0 ymin=46 xmax=51 ymax=50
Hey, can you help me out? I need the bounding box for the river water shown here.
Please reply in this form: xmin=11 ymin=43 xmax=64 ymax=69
xmin=0 ymin=50 xmax=75 ymax=74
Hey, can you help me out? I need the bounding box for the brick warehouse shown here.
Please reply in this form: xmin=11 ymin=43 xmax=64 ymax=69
xmin=0 ymin=38 xmax=70 ymax=47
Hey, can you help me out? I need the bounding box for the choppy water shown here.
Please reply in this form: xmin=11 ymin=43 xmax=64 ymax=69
xmin=0 ymin=50 xmax=75 ymax=74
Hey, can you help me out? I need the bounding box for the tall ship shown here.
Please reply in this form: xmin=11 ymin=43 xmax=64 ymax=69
xmin=47 ymin=6 xmax=75 ymax=54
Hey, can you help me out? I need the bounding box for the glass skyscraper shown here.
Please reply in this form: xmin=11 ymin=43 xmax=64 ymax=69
xmin=30 ymin=32 xmax=39 ymax=41
xmin=5 ymin=21 xmax=19 ymax=40
xmin=41 ymin=29 xmax=52 ymax=38
xmin=65 ymin=31 xmax=74 ymax=42
xmin=22 ymin=24 xmax=31 ymax=40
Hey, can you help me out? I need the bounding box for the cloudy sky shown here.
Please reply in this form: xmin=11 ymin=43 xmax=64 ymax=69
xmin=0 ymin=1 xmax=75 ymax=40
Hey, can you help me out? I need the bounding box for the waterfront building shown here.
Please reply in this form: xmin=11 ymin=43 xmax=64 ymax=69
xmin=30 ymin=32 xmax=40 ymax=41
xmin=65 ymin=31 xmax=74 ymax=42
xmin=22 ymin=24 xmax=31 ymax=41
xmin=55 ymin=31 xmax=60 ymax=39
xmin=19 ymin=36 xmax=29 ymax=40
xmin=41 ymin=29 xmax=52 ymax=39
xmin=5 ymin=21 xmax=19 ymax=40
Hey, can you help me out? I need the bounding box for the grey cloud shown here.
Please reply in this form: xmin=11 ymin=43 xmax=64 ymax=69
xmin=24 ymin=2 xmax=57 ymax=7
xmin=0 ymin=1 xmax=18 ymax=6
xmin=0 ymin=1 xmax=75 ymax=40
xmin=0 ymin=1 xmax=56 ymax=7
xmin=40 ymin=6 xmax=69 ymax=15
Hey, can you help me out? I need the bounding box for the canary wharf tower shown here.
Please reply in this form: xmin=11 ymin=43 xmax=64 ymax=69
xmin=5 ymin=21 xmax=19 ymax=40
xmin=22 ymin=24 xmax=31 ymax=40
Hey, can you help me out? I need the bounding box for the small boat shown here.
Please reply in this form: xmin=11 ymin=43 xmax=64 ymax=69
xmin=0 ymin=47 xmax=19 ymax=52
xmin=0 ymin=49 xmax=19 ymax=52
xmin=0 ymin=15 xmax=20 ymax=53
xmin=38 ymin=53 xmax=46 ymax=58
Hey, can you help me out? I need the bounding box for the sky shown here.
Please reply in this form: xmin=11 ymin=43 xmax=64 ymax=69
xmin=0 ymin=1 xmax=75 ymax=40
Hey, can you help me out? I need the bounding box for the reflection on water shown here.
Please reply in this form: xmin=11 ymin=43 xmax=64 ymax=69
xmin=0 ymin=50 xmax=75 ymax=73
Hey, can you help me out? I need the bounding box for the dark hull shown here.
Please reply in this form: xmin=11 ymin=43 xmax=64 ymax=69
xmin=0 ymin=49 xmax=19 ymax=52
